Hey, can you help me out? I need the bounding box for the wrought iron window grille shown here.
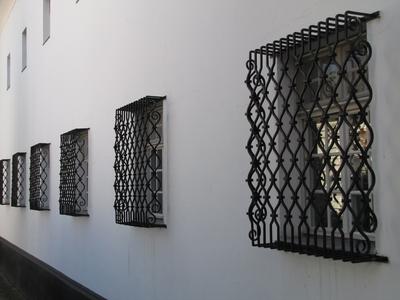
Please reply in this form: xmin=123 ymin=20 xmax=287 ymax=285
xmin=29 ymin=143 xmax=50 ymax=211
xmin=0 ymin=159 xmax=11 ymax=205
xmin=114 ymin=95 xmax=166 ymax=228
xmin=245 ymin=11 xmax=388 ymax=262
xmin=11 ymin=153 xmax=26 ymax=207
xmin=59 ymin=129 xmax=89 ymax=216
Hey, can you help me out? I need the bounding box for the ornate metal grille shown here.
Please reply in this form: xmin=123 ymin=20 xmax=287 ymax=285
xmin=11 ymin=153 xmax=26 ymax=207
xmin=59 ymin=129 xmax=89 ymax=216
xmin=29 ymin=143 xmax=50 ymax=210
xmin=0 ymin=159 xmax=10 ymax=205
xmin=114 ymin=95 xmax=166 ymax=227
xmin=245 ymin=11 xmax=387 ymax=262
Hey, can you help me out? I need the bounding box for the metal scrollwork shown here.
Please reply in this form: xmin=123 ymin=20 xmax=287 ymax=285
xmin=114 ymin=96 xmax=166 ymax=228
xmin=11 ymin=153 xmax=26 ymax=207
xmin=245 ymin=11 xmax=387 ymax=262
xmin=29 ymin=144 xmax=50 ymax=210
xmin=59 ymin=129 xmax=89 ymax=216
xmin=0 ymin=160 xmax=10 ymax=205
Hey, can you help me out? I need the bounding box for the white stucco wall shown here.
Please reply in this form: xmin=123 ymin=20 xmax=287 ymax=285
xmin=0 ymin=0 xmax=400 ymax=299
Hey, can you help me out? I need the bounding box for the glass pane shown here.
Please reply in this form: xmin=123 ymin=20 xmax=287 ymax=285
xmin=303 ymin=60 xmax=318 ymax=79
xmin=320 ymin=57 xmax=340 ymax=99
xmin=351 ymin=194 xmax=373 ymax=232
xmin=330 ymin=193 xmax=344 ymax=229
xmin=358 ymin=123 xmax=370 ymax=150
xmin=150 ymin=151 xmax=157 ymax=169
xmin=149 ymin=126 xmax=162 ymax=144
xmin=157 ymin=171 xmax=162 ymax=191
xmin=300 ymin=60 xmax=320 ymax=105
xmin=149 ymin=171 xmax=162 ymax=191
xmin=313 ymin=193 xmax=328 ymax=228
xmin=328 ymin=155 xmax=342 ymax=189
xmin=310 ymin=157 xmax=325 ymax=189
xmin=316 ymin=122 xmax=325 ymax=155
xmin=157 ymin=149 xmax=162 ymax=169
xmin=349 ymin=116 xmax=370 ymax=151
xmin=148 ymin=192 xmax=163 ymax=214
xmin=345 ymin=56 xmax=366 ymax=95
xmin=350 ymin=154 xmax=369 ymax=190
xmin=157 ymin=193 xmax=163 ymax=214
xmin=326 ymin=120 xmax=340 ymax=152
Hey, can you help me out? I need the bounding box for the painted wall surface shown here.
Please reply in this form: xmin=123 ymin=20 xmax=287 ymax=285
xmin=0 ymin=0 xmax=400 ymax=299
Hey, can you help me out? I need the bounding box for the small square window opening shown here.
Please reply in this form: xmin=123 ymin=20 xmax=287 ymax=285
xmin=22 ymin=28 xmax=27 ymax=71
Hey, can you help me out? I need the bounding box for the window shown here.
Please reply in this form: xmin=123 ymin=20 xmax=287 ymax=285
xmin=29 ymin=143 xmax=50 ymax=210
xmin=245 ymin=11 xmax=387 ymax=262
xmin=114 ymin=96 xmax=166 ymax=227
xmin=0 ymin=160 xmax=11 ymax=205
xmin=59 ymin=129 xmax=89 ymax=216
xmin=298 ymin=43 xmax=372 ymax=234
xmin=11 ymin=153 xmax=26 ymax=207
xmin=43 ymin=0 xmax=50 ymax=44
xmin=6 ymin=54 xmax=10 ymax=90
xmin=22 ymin=28 xmax=27 ymax=71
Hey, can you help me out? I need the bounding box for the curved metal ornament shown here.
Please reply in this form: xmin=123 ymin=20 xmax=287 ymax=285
xmin=59 ymin=129 xmax=89 ymax=216
xmin=245 ymin=11 xmax=386 ymax=262
xmin=114 ymin=96 xmax=166 ymax=228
